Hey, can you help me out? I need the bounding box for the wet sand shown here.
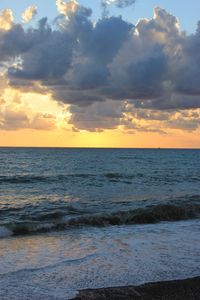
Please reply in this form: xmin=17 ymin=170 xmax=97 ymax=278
xmin=73 ymin=276 xmax=200 ymax=299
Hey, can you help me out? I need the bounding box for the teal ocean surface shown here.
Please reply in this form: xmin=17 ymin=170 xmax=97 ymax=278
xmin=0 ymin=148 xmax=200 ymax=299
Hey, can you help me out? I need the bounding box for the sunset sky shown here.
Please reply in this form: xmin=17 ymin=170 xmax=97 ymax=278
xmin=0 ymin=0 xmax=200 ymax=148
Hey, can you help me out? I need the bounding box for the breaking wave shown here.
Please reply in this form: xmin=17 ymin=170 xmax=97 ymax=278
xmin=1 ymin=200 xmax=200 ymax=238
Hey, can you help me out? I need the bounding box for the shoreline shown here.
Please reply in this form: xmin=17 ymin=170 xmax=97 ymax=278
xmin=73 ymin=276 xmax=200 ymax=299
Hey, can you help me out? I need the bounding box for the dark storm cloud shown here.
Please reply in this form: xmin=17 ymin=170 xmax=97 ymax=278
xmin=0 ymin=4 xmax=200 ymax=131
xmin=7 ymin=9 xmax=133 ymax=106
xmin=7 ymin=18 xmax=75 ymax=80
xmin=173 ymin=22 xmax=200 ymax=96
xmin=66 ymin=16 xmax=133 ymax=90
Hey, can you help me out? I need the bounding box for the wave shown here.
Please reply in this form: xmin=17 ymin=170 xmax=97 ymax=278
xmin=0 ymin=202 xmax=86 ymax=220
xmin=0 ymin=175 xmax=50 ymax=184
xmin=68 ymin=202 xmax=200 ymax=226
xmin=1 ymin=200 xmax=200 ymax=238
xmin=0 ymin=173 xmax=139 ymax=184
xmin=0 ymin=173 xmax=142 ymax=187
xmin=1 ymin=172 xmax=200 ymax=185
xmin=0 ymin=174 xmax=92 ymax=184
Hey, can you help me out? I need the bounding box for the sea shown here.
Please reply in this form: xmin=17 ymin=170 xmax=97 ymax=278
xmin=0 ymin=148 xmax=200 ymax=299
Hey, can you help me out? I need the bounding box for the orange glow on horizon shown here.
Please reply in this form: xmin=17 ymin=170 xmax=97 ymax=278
xmin=0 ymin=87 xmax=200 ymax=149
xmin=1 ymin=128 xmax=200 ymax=148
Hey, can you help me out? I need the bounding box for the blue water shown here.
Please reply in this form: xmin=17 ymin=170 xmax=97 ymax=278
xmin=0 ymin=148 xmax=200 ymax=234
xmin=0 ymin=148 xmax=200 ymax=299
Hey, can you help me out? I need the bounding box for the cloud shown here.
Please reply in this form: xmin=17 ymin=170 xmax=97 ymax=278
xmin=69 ymin=98 xmax=200 ymax=133
xmin=0 ymin=108 xmax=29 ymax=130
xmin=69 ymin=100 xmax=125 ymax=131
xmin=0 ymin=92 xmax=59 ymax=131
xmin=0 ymin=4 xmax=200 ymax=132
xmin=0 ymin=75 xmax=59 ymax=131
xmin=102 ymin=0 xmax=136 ymax=9
xmin=29 ymin=113 xmax=57 ymax=130
xmin=0 ymin=9 xmax=14 ymax=31
xmin=165 ymin=110 xmax=200 ymax=132
xmin=56 ymin=0 xmax=78 ymax=17
xmin=101 ymin=0 xmax=137 ymax=17
xmin=0 ymin=108 xmax=57 ymax=130
xmin=22 ymin=5 xmax=37 ymax=23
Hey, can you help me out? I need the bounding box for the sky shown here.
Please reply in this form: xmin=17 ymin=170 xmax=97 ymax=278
xmin=0 ymin=0 xmax=200 ymax=148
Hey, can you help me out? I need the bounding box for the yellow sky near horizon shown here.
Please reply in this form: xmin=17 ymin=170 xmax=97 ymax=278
xmin=0 ymin=89 xmax=200 ymax=148
xmin=1 ymin=127 xmax=200 ymax=148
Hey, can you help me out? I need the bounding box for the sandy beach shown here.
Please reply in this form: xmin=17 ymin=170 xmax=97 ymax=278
xmin=73 ymin=276 xmax=200 ymax=299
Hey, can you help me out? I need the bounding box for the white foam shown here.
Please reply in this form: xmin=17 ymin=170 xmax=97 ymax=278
xmin=0 ymin=220 xmax=200 ymax=299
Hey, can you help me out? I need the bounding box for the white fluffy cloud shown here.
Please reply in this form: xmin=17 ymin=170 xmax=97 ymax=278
xmin=0 ymin=9 xmax=13 ymax=30
xmin=56 ymin=0 xmax=78 ymax=16
xmin=22 ymin=5 xmax=37 ymax=23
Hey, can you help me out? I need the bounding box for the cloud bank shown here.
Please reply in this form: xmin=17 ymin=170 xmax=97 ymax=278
xmin=0 ymin=2 xmax=200 ymax=132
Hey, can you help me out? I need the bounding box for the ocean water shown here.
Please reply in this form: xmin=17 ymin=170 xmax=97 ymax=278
xmin=0 ymin=148 xmax=200 ymax=299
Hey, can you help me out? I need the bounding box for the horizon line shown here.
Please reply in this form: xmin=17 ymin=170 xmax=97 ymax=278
xmin=0 ymin=146 xmax=200 ymax=150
